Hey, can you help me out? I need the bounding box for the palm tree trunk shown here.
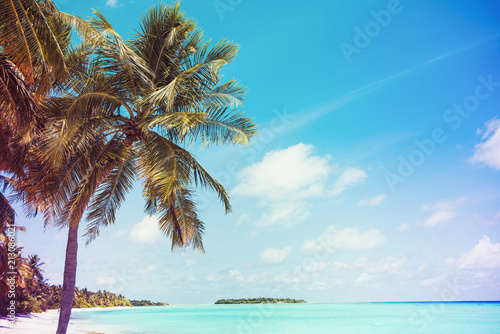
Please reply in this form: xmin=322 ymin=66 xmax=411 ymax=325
xmin=55 ymin=151 xmax=130 ymax=334
xmin=56 ymin=224 xmax=78 ymax=334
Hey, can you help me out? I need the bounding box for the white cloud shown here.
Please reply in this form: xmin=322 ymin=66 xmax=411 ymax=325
xmin=417 ymin=264 xmax=428 ymax=273
xmin=397 ymin=223 xmax=410 ymax=232
xmin=95 ymin=274 xmax=120 ymax=286
xmin=422 ymin=197 xmax=466 ymax=212
xmin=457 ymin=236 xmax=500 ymax=269
xmin=235 ymin=214 xmax=248 ymax=226
xmin=137 ymin=264 xmax=157 ymax=274
xmin=423 ymin=210 xmax=457 ymax=227
xmin=186 ymin=259 xmax=196 ymax=268
xmin=207 ymin=274 xmax=224 ymax=282
xmin=229 ymin=270 xmax=245 ymax=282
xmin=246 ymin=273 xmax=269 ymax=284
xmin=110 ymin=229 xmax=127 ymax=239
xmin=129 ymin=216 xmax=162 ymax=244
xmin=305 ymin=261 xmax=331 ymax=272
xmin=247 ymin=230 xmax=259 ymax=239
xmin=469 ymin=117 xmax=500 ymax=170
xmin=333 ymin=262 xmax=350 ymax=270
xmin=303 ymin=226 xmax=385 ymax=254
xmin=357 ymin=194 xmax=387 ymax=207
xmin=274 ymin=271 xmax=301 ymax=284
xmin=254 ymin=202 xmax=310 ymax=229
xmin=354 ymin=273 xmax=376 ymax=287
xmin=370 ymin=257 xmax=407 ymax=273
xmin=330 ymin=167 xmax=368 ymax=196
xmin=233 ymin=144 xmax=368 ymax=229
xmin=420 ymin=275 xmax=446 ymax=287
xmin=259 ymin=246 xmax=292 ymax=264
xmin=421 ymin=197 xmax=465 ymax=227
xmin=489 ymin=211 xmax=500 ymax=225
xmin=233 ymin=143 xmax=330 ymax=201
xmin=106 ymin=0 xmax=118 ymax=7
xmin=309 ymin=281 xmax=327 ymax=290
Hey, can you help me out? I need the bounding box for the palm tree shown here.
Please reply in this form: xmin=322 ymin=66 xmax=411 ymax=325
xmin=0 ymin=0 xmax=73 ymax=232
xmin=28 ymin=254 xmax=45 ymax=284
xmin=27 ymin=3 xmax=256 ymax=333
xmin=0 ymin=240 xmax=31 ymax=297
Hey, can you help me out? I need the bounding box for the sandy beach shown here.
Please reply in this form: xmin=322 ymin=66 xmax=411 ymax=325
xmin=0 ymin=307 xmax=131 ymax=333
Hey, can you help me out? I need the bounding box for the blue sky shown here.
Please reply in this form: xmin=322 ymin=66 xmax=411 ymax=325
xmin=13 ymin=0 xmax=500 ymax=304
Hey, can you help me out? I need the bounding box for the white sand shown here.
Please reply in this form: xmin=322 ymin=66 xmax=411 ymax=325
xmin=0 ymin=307 xmax=132 ymax=333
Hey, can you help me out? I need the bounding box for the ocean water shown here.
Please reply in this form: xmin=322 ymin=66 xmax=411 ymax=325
xmin=70 ymin=302 xmax=500 ymax=334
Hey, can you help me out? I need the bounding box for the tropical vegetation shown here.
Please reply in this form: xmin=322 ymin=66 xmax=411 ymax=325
xmin=130 ymin=300 xmax=168 ymax=306
xmin=0 ymin=1 xmax=255 ymax=333
xmin=215 ymin=298 xmax=307 ymax=304
xmin=0 ymin=242 xmax=136 ymax=316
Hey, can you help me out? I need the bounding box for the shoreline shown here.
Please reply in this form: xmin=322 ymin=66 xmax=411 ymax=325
xmin=0 ymin=306 xmax=131 ymax=333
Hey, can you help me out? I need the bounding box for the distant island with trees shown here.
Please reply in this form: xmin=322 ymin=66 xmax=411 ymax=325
xmin=130 ymin=300 xmax=168 ymax=306
xmin=215 ymin=298 xmax=306 ymax=304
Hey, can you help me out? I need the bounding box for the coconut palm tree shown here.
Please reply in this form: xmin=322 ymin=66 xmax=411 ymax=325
xmin=27 ymin=3 xmax=256 ymax=333
xmin=0 ymin=0 xmax=73 ymax=230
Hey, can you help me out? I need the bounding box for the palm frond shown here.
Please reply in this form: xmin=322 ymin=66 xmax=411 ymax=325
xmin=153 ymin=188 xmax=205 ymax=252
xmin=57 ymin=132 xmax=127 ymax=227
xmin=84 ymin=145 xmax=136 ymax=243
xmin=89 ymin=9 xmax=153 ymax=100
xmin=0 ymin=0 xmax=71 ymax=95
xmin=201 ymin=79 xmax=246 ymax=108
xmin=191 ymin=159 xmax=230 ymax=213
xmin=139 ymin=112 xmax=207 ymax=132
xmin=0 ymin=191 xmax=15 ymax=228
xmin=131 ymin=2 xmax=197 ymax=84
xmin=0 ymin=57 xmax=40 ymax=144
xmin=184 ymin=106 xmax=257 ymax=148
xmin=137 ymin=132 xmax=194 ymax=196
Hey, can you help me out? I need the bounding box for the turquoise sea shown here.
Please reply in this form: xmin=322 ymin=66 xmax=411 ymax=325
xmin=71 ymin=302 xmax=500 ymax=334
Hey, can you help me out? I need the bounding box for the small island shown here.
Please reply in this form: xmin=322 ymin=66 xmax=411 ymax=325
xmin=130 ymin=300 xmax=169 ymax=306
xmin=215 ymin=298 xmax=306 ymax=304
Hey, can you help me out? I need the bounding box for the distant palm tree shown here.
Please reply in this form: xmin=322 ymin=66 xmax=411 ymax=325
xmin=29 ymin=3 xmax=256 ymax=333
xmin=0 ymin=240 xmax=31 ymax=296
xmin=28 ymin=254 xmax=45 ymax=285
